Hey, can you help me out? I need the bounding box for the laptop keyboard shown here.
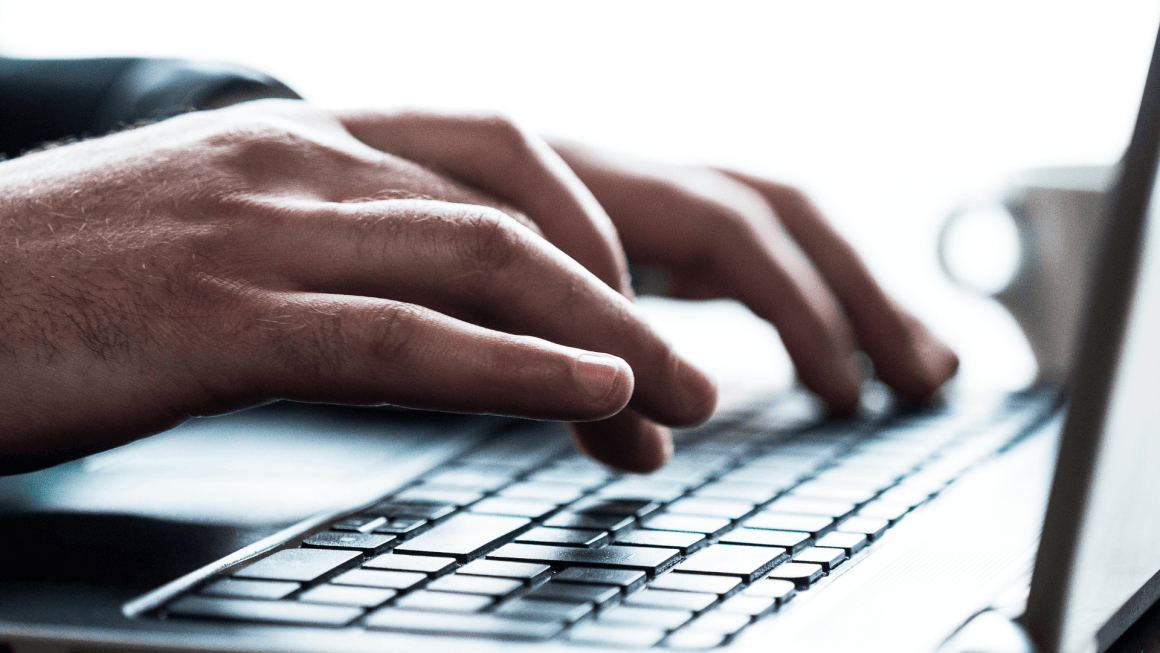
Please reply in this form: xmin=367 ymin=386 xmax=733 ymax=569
xmin=159 ymin=387 xmax=1054 ymax=648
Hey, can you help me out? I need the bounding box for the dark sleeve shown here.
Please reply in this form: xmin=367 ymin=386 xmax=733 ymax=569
xmin=0 ymin=57 xmax=301 ymax=159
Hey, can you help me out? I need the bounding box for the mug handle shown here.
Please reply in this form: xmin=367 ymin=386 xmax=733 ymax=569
xmin=938 ymin=195 xmax=1060 ymax=381
xmin=937 ymin=199 xmax=1031 ymax=298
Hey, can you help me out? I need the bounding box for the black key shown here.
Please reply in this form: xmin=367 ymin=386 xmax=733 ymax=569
xmin=572 ymin=497 xmax=663 ymax=519
xmin=200 ymin=578 xmax=299 ymax=600
xmin=393 ymin=487 xmax=485 ymax=506
xmin=543 ymin=512 xmax=635 ymax=534
xmin=641 ymin=514 xmax=731 ymax=537
xmin=332 ymin=514 xmax=387 ymax=533
xmin=765 ymin=496 xmax=856 ymax=519
xmin=615 ymin=529 xmax=707 ymax=555
xmin=747 ymin=452 xmax=832 ymax=471
xmin=394 ymin=513 xmax=529 ymax=560
xmin=598 ymin=479 xmax=690 ymax=501
xmin=742 ymin=512 xmax=833 ymax=536
xmin=499 ymin=482 xmax=587 ymax=504
xmin=793 ymin=547 xmax=846 ymax=571
xmin=837 ymin=516 xmax=889 ymax=540
xmin=719 ymin=527 xmax=811 ymax=553
xmin=526 ymin=582 xmax=621 ymax=609
xmin=692 ymin=481 xmax=781 ymax=503
xmin=527 ymin=468 xmax=612 ymax=489
xmin=791 ymin=480 xmax=881 ymax=504
xmin=366 ymin=607 xmax=563 ymax=640
xmin=567 ymin=623 xmax=667 ymax=648
xmin=496 ymin=598 xmax=593 ymax=623
xmin=331 ymin=569 xmax=426 ymax=591
xmin=297 ymin=584 xmax=395 ymax=607
xmin=422 ymin=469 xmax=512 ymax=491
xmin=626 ymin=589 xmax=717 ymax=613
xmin=426 ymin=574 xmax=523 ymax=597
xmin=372 ymin=518 xmax=430 ymax=539
xmin=369 ymin=500 xmax=456 ymax=521
xmin=517 ymin=526 xmax=608 ymax=547
xmin=664 ymin=630 xmax=728 ymax=649
xmin=598 ymin=605 xmax=693 ymax=631
xmin=812 ymin=467 xmax=901 ymax=488
xmin=457 ymin=559 xmax=551 ymax=584
xmin=470 ymin=497 xmax=558 ymax=519
xmin=488 ymin=543 xmax=681 ymax=576
xmin=393 ymin=590 xmax=493 ymax=613
xmin=717 ymin=467 xmax=802 ymax=488
xmin=553 ymin=567 xmax=647 ymax=593
xmin=664 ymin=497 xmax=755 ymax=520
xmin=233 ymin=549 xmax=361 ymax=583
xmin=765 ymin=562 xmax=824 ymax=587
xmin=642 ymin=463 xmax=719 ymax=484
xmin=682 ymin=612 xmax=752 ymax=635
xmin=857 ymin=500 xmax=910 ymax=522
xmin=165 ymin=596 xmax=360 ymax=627
xmin=364 ymin=553 xmax=456 ymax=576
xmin=650 ymin=573 xmax=741 ymax=597
xmin=718 ymin=594 xmax=776 ymax=618
xmin=302 ymin=531 xmax=397 ymax=555
xmin=816 ymin=531 xmax=869 ymax=555
xmin=742 ymin=578 xmax=797 ymax=604
xmin=674 ymin=544 xmax=787 ymax=583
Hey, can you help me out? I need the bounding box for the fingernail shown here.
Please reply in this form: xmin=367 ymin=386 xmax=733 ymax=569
xmin=574 ymin=353 xmax=622 ymax=402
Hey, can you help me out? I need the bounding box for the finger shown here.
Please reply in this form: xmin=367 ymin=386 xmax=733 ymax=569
xmin=249 ymin=197 xmax=717 ymax=428
xmin=336 ymin=110 xmax=633 ymax=295
xmin=704 ymin=201 xmax=863 ymax=412
xmin=572 ymin=413 xmax=673 ymax=474
xmin=221 ymin=291 xmax=636 ymax=422
xmin=723 ymin=171 xmax=959 ymax=402
xmin=547 ymin=142 xmax=861 ymax=411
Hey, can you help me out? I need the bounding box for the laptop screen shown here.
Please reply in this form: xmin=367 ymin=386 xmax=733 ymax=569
xmin=1025 ymin=19 xmax=1160 ymax=653
xmin=1059 ymin=166 xmax=1160 ymax=653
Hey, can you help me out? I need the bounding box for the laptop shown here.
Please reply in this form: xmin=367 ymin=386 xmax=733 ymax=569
xmin=4 ymin=21 xmax=1160 ymax=653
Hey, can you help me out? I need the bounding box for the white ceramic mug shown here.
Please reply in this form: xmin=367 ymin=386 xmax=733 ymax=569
xmin=939 ymin=165 xmax=1115 ymax=383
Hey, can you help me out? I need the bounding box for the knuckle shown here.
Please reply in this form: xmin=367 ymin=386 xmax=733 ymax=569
xmin=359 ymin=301 xmax=424 ymax=370
xmin=773 ymin=182 xmax=809 ymax=206
xmin=705 ymin=204 xmax=761 ymax=256
xmin=205 ymin=114 xmax=367 ymax=186
xmin=455 ymin=207 xmax=525 ymax=279
xmin=469 ymin=112 xmax=536 ymax=165
xmin=207 ymin=116 xmax=307 ymax=155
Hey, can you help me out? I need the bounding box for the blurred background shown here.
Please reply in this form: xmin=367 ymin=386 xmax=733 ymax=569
xmin=2 ymin=0 xmax=1158 ymax=392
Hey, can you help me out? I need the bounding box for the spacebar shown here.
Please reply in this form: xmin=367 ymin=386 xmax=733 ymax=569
xmin=166 ymin=596 xmax=361 ymax=627
xmin=487 ymin=543 xmax=681 ymax=576
xmin=365 ymin=608 xmax=563 ymax=640
xmin=393 ymin=513 xmax=529 ymax=560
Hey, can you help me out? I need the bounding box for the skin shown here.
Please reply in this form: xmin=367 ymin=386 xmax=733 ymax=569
xmin=0 ymin=99 xmax=957 ymax=476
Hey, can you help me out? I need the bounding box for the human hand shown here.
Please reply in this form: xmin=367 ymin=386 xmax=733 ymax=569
xmin=0 ymin=100 xmax=714 ymax=475
xmin=549 ymin=141 xmax=959 ymax=412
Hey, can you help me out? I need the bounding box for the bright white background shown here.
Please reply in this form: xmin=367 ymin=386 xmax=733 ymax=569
xmin=3 ymin=1 xmax=1158 ymax=391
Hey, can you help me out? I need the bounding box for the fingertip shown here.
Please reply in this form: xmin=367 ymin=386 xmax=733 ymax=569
xmin=674 ymin=359 xmax=719 ymax=425
xmin=907 ymin=330 xmax=961 ymax=402
xmin=873 ymin=313 xmax=961 ymax=404
xmin=572 ymin=412 xmax=672 ymax=473
xmin=572 ymin=352 xmax=634 ymax=418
